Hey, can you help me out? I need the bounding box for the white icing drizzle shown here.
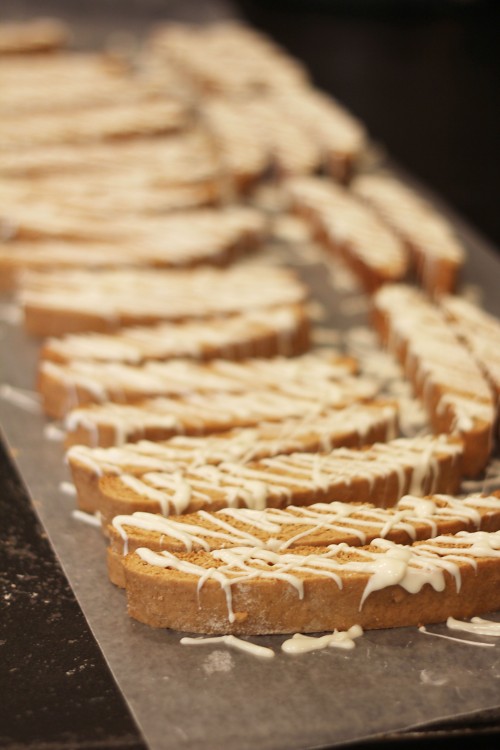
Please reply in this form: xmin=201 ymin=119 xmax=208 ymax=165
xmin=446 ymin=616 xmax=500 ymax=637
xmin=180 ymin=635 xmax=275 ymax=659
xmin=418 ymin=626 xmax=495 ymax=648
xmin=72 ymin=509 xmax=102 ymax=528
xmin=112 ymin=495 xmax=500 ymax=552
xmin=59 ymin=481 xmax=77 ymax=496
xmin=0 ymin=384 xmax=41 ymax=413
xmin=135 ymin=530 xmax=500 ymax=621
xmin=44 ymin=423 xmax=65 ymax=441
xmin=282 ymin=625 xmax=363 ymax=654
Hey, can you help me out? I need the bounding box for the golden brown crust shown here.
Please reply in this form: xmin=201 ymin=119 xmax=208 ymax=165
xmin=122 ymin=540 xmax=500 ymax=634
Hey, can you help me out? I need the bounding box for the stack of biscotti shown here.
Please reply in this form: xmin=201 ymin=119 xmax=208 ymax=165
xmin=106 ymin=491 xmax=500 ymax=586
xmin=37 ymin=349 xmax=358 ymax=418
xmin=121 ymin=529 xmax=500 ymax=634
xmin=373 ymin=284 xmax=496 ymax=476
xmin=19 ymin=265 xmax=308 ymax=336
xmin=284 ymin=176 xmax=408 ymax=291
xmin=76 ymin=434 xmax=463 ymax=524
xmin=67 ymin=401 xmax=399 ymax=510
xmin=352 ymin=172 xmax=466 ymax=294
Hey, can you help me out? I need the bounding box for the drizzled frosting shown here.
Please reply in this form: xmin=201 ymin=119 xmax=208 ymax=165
xmin=67 ymin=402 xmax=398 ymax=477
xmin=134 ymin=530 xmax=500 ymax=623
xmin=41 ymin=349 xmax=359 ymax=411
xmin=111 ymin=492 xmax=500 ymax=555
xmin=42 ymin=305 xmax=307 ymax=364
xmin=64 ymin=376 xmax=380 ymax=446
xmin=285 ymin=176 xmax=408 ymax=280
xmin=105 ymin=435 xmax=462 ymax=515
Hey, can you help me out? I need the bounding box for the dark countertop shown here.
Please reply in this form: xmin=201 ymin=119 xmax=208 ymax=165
xmin=1 ymin=2 xmax=499 ymax=748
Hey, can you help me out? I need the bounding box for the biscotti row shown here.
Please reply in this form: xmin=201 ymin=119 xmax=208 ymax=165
xmin=74 ymin=434 xmax=463 ymax=525
xmin=373 ymin=284 xmax=499 ymax=476
xmin=107 ymin=491 xmax=500 ymax=586
xmin=0 ymin=18 xmax=69 ymax=54
xmin=121 ymin=529 xmax=500 ymax=634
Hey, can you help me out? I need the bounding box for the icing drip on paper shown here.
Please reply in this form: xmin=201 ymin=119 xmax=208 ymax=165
xmin=418 ymin=626 xmax=495 ymax=648
xmin=180 ymin=635 xmax=274 ymax=659
xmin=0 ymin=384 xmax=41 ymax=413
xmin=282 ymin=625 xmax=363 ymax=654
xmin=446 ymin=616 xmax=500 ymax=637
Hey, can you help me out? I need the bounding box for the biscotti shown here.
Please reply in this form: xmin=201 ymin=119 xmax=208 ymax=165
xmin=285 ymin=176 xmax=408 ymax=291
xmin=373 ymin=284 xmax=496 ymax=476
xmin=147 ymin=21 xmax=308 ymax=98
xmin=40 ymin=305 xmax=310 ymax=365
xmin=0 ymin=18 xmax=69 ymax=54
xmin=0 ymin=98 xmax=189 ymax=151
xmin=38 ymin=349 xmax=358 ymax=418
xmin=352 ymin=173 xmax=465 ymax=294
xmin=440 ymin=295 xmax=500 ymax=418
xmin=20 ymin=265 xmax=308 ymax=337
xmin=271 ymin=89 xmax=367 ymax=182
xmin=1 ymin=205 xmax=266 ymax=285
xmin=122 ymin=529 xmax=500 ymax=634
xmin=107 ymin=492 xmax=500 ymax=586
xmin=91 ymin=435 xmax=463 ymax=525
xmin=68 ymin=401 xmax=398 ymax=512
xmin=64 ymin=376 xmax=380 ymax=448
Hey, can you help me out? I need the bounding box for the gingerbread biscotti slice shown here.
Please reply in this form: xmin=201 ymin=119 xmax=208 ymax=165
xmin=0 ymin=97 xmax=189 ymax=151
xmin=64 ymin=376 xmax=380 ymax=449
xmin=373 ymin=284 xmax=496 ymax=476
xmin=20 ymin=265 xmax=308 ymax=337
xmin=352 ymin=173 xmax=465 ymax=294
xmin=0 ymin=205 xmax=266 ymax=286
xmin=92 ymin=435 xmax=463 ymax=525
xmin=107 ymin=492 xmax=500 ymax=586
xmin=38 ymin=349 xmax=357 ymax=418
xmin=440 ymin=295 xmax=500 ymax=417
xmin=68 ymin=401 xmax=398 ymax=511
xmin=122 ymin=529 xmax=500 ymax=634
xmin=273 ymin=89 xmax=368 ymax=182
xmin=285 ymin=176 xmax=408 ymax=291
xmin=40 ymin=305 xmax=310 ymax=365
xmin=147 ymin=21 xmax=308 ymax=98
xmin=0 ymin=18 xmax=69 ymax=54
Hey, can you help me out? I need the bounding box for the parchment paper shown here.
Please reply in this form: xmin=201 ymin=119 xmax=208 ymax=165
xmin=1 ymin=197 xmax=500 ymax=749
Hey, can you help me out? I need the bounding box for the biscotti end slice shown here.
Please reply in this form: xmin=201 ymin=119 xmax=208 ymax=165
xmin=106 ymin=491 xmax=500 ymax=587
xmin=122 ymin=531 xmax=500 ymax=634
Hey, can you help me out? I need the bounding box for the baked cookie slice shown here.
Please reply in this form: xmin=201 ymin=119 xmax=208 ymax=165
xmin=68 ymin=400 xmax=398 ymax=512
xmin=285 ymin=176 xmax=408 ymax=291
xmin=38 ymin=349 xmax=357 ymax=418
xmin=373 ymin=284 xmax=496 ymax=476
xmin=122 ymin=529 xmax=500 ymax=634
xmin=107 ymin=491 xmax=500 ymax=586
xmin=20 ymin=265 xmax=308 ymax=337
xmin=353 ymin=172 xmax=465 ymax=294
xmin=91 ymin=435 xmax=463 ymax=525
xmin=64 ymin=376 xmax=380 ymax=448
xmin=0 ymin=18 xmax=69 ymax=54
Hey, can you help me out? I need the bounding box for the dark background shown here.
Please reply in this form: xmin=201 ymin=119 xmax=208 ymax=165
xmin=1 ymin=2 xmax=499 ymax=749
